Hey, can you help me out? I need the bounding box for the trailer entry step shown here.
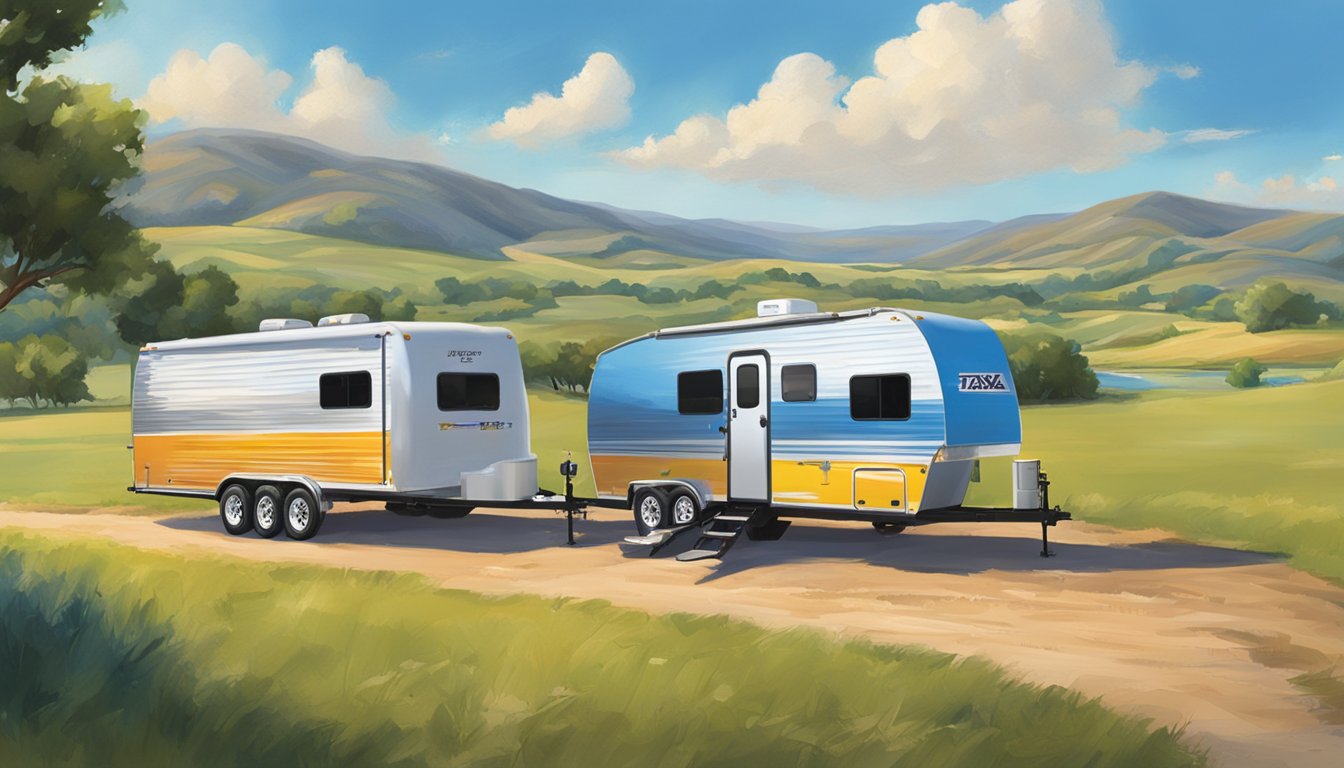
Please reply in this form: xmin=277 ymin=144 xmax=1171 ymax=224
xmin=675 ymin=506 xmax=774 ymax=562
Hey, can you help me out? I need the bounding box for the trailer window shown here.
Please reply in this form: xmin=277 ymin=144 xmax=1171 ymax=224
xmin=781 ymin=364 xmax=816 ymax=402
xmin=677 ymin=370 xmax=723 ymax=415
xmin=320 ymin=371 xmax=372 ymax=409
xmin=735 ymin=364 xmax=760 ymax=408
xmin=437 ymin=373 xmax=500 ymax=411
xmin=849 ymin=374 xmax=911 ymax=420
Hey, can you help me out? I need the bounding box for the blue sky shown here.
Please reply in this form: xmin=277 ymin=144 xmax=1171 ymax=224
xmin=55 ymin=0 xmax=1344 ymax=227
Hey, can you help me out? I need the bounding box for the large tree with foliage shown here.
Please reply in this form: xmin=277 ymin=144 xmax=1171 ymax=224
xmin=0 ymin=0 xmax=157 ymax=312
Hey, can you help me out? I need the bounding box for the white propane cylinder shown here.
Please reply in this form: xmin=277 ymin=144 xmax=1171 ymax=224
xmin=1012 ymin=459 xmax=1041 ymax=510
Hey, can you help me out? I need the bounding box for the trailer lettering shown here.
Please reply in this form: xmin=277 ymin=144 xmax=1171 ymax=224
xmin=958 ymin=372 xmax=1007 ymax=392
xmin=447 ymin=350 xmax=481 ymax=364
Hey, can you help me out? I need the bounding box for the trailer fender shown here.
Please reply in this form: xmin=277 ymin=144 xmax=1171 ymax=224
xmin=216 ymin=474 xmax=330 ymax=512
xmin=626 ymin=479 xmax=714 ymax=510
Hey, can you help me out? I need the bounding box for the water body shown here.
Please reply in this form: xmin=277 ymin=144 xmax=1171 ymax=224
xmin=1095 ymin=369 xmax=1310 ymax=392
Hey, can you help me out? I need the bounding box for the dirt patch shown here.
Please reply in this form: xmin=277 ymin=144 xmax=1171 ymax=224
xmin=4 ymin=505 xmax=1344 ymax=767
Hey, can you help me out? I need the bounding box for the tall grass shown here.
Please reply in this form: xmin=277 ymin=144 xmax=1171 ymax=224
xmin=0 ymin=531 xmax=1205 ymax=767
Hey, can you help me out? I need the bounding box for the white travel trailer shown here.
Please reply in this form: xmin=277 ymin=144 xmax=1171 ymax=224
xmin=129 ymin=314 xmax=540 ymax=539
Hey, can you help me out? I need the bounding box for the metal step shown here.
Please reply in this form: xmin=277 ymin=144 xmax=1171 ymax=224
xmin=676 ymin=548 xmax=724 ymax=562
xmin=701 ymin=530 xmax=737 ymax=539
xmin=622 ymin=523 xmax=698 ymax=556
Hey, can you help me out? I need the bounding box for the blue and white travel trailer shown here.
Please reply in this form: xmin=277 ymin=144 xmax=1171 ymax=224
xmin=589 ymin=299 xmax=1067 ymax=560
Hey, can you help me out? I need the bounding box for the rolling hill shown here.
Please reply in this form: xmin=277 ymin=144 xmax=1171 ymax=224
xmin=122 ymin=129 xmax=992 ymax=263
xmin=121 ymin=129 xmax=1344 ymax=301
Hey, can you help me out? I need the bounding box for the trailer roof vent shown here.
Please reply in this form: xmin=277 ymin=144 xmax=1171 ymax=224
xmin=757 ymin=298 xmax=819 ymax=317
xmin=258 ymin=318 xmax=314 ymax=332
xmin=317 ymin=313 xmax=371 ymax=327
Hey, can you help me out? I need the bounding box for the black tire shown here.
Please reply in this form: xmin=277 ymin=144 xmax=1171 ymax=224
xmin=668 ymin=490 xmax=699 ymax=527
xmin=427 ymin=505 xmax=473 ymax=519
xmin=872 ymin=521 xmax=907 ymax=535
xmin=386 ymin=501 xmax=426 ymax=516
xmin=253 ymin=485 xmax=284 ymax=539
xmin=219 ymin=484 xmax=253 ymax=535
xmin=632 ymin=488 xmax=671 ymax=536
xmin=283 ymin=487 xmax=323 ymax=540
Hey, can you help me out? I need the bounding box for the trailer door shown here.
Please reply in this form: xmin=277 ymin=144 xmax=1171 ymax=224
xmin=728 ymin=352 xmax=770 ymax=502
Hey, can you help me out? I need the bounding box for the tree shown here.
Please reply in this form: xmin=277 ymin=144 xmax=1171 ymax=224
xmin=0 ymin=1 xmax=157 ymax=312
xmin=111 ymin=263 xmax=241 ymax=346
xmin=0 ymin=334 xmax=90 ymax=407
xmin=1226 ymin=358 xmax=1267 ymax=389
xmin=1164 ymin=284 xmax=1221 ymax=314
xmin=1235 ymin=281 xmax=1336 ymax=333
xmin=1000 ymin=332 xmax=1099 ymax=402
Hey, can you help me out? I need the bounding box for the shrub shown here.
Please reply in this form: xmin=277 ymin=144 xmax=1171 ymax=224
xmin=999 ymin=332 xmax=1099 ymax=402
xmin=1226 ymin=358 xmax=1268 ymax=388
xmin=0 ymin=334 xmax=91 ymax=408
xmin=1235 ymin=281 xmax=1338 ymax=333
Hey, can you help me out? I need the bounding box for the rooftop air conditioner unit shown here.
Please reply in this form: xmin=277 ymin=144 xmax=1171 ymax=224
xmin=317 ymin=313 xmax=371 ymax=327
xmin=258 ymin=318 xmax=314 ymax=332
xmin=757 ymin=298 xmax=819 ymax=317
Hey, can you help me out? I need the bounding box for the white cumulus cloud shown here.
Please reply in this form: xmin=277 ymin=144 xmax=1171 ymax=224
xmin=141 ymin=43 xmax=435 ymax=161
xmin=488 ymin=52 xmax=634 ymax=147
xmin=1211 ymin=170 xmax=1344 ymax=211
xmin=617 ymin=0 xmax=1168 ymax=196
xmin=1325 ymin=154 xmax=1343 ymax=162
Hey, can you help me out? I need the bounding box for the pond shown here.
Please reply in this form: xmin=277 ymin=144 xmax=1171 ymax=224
xmin=1095 ymin=369 xmax=1313 ymax=391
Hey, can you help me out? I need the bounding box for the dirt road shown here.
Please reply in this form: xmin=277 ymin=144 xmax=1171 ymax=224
xmin=4 ymin=504 xmax=1343 ymax=767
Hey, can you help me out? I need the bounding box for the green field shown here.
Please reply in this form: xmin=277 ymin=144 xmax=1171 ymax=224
xmin=0 ymin=530 xmax=1204 ymax=767
xmin=6 ymin=375 xmax=1343 ymax=588
xmin=968 ymin=378 xmax=1344 ymax=582
xmin=143 ymin=226 xmax=1344 ymax=368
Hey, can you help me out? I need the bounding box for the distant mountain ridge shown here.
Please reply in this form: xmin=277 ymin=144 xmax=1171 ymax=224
xmin=122 ymin=129 xmax=993 ymax=263
xmin=122 ymin=129 xmax=1344 ymax=296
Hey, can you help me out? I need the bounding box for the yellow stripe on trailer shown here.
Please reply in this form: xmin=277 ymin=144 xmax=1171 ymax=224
xmin=132 ymin=431 xmax=389 ymax=492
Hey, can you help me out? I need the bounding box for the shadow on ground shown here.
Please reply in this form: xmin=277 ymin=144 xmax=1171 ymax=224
xmin=160 ymin=505 xmax=1281 ymax=581
xmin=691 ymin=524 xmax=1282 ymax=583
xmin=159 ymin=506 xmax=631 ymax=554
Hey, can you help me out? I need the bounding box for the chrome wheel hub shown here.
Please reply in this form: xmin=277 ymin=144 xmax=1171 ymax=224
xmin=256 ymin=497 xmax=275 ymax=528
xmin=639 ymin=497 xmax=662 ymax=528
xmin=672 ymin=496 xmax=696 ymax=525
xmin=288 ymin=498 xmax=310 ymax=530
xmin=224 ymin=495 xmax=244 ymax=526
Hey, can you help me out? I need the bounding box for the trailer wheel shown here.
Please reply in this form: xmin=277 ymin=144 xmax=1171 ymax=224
xmin=633 ymin=488 xmax=671 ymax=536
xmin=427 ymin=505 xmax=473 ymax=519
xmin=872 ymin=521 xmax=907 ymax=535
xmin=253 ymin=485 xmax=283 ymax=539
xmin=669 ymin=490 xmax=699 ymax=526
xmin=283 ymin=487 xmax=322 ymax=540
xmin=219 ymin=484 xmax=253 ymax=535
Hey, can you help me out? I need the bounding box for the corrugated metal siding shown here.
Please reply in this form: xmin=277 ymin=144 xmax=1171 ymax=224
xmin=133 ymin=337 xmax=385 ymax=435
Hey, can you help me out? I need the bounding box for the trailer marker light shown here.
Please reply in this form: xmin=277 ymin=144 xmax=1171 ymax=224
xmin=403 ymin=333 xmax=411 ymax=340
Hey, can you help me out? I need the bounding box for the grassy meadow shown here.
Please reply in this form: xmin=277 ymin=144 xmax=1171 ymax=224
xmin=0 ymin=530 xmax=1204 ymax=767
xmin=5 ymin=223 xmax=1344 ymax=577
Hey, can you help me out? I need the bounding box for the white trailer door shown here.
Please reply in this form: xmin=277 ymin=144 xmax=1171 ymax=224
xmin=728 ymin=352 xmax=770 ymax=502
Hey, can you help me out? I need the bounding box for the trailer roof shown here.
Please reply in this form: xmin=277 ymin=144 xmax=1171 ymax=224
xmin=599 ymin=307 xmax=909 ymax=355
xmin=141 ymin=321 xmax=514 ymax=352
